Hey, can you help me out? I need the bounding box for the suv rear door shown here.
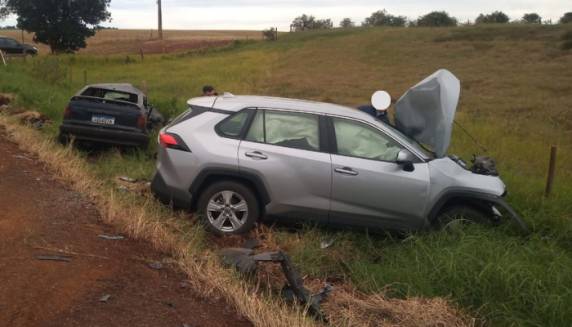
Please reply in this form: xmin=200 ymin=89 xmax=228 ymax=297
xmin=238 ymin=109 xmax=331 ymax=223
xmin=329 ymin=116 xmax=430 ymax=231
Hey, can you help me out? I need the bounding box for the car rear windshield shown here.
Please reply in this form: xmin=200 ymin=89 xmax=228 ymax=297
xmin=81 ymin=88 xmax=138 ymax=104
xmin=167 ymin=105 xmax=211 ymax=128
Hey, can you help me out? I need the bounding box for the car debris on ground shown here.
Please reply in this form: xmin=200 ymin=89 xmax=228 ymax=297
xmin=0 ymin=94 xmax=52 ymax=129
xmin=116 ymin=176 xmax=151 ymax=195
xmin=119 ymin=176 xmax=138 ymax=183
xmin=13 ymin=111 xmax=51 ymax=129
xmin=147 ymin=262 xmax=163 ymax=270
xmin=98 ymin=234 xmax=125 ymax=241
xmin=320 ymin=238 xmax=335 ymax=249
xmin=99 ymin=294 xmax=112 ymax=303
xmin=220 ymin=246 xmax=333 ymax=321
xmin=35 ymin=255 xmax=72 ymax=262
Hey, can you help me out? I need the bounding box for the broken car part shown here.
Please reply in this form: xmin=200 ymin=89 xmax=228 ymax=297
xmin=220 ymin=248 xmax=332 ymax=321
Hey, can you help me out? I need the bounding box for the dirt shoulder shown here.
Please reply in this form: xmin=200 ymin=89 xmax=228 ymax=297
xmin=0 ymin=129 xmax=251 ymax=327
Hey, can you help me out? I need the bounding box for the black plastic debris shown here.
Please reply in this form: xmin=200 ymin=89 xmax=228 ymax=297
xmin=220 ymin=247 xmax=333 ymax=321
xmin=148 ymin=262 xmax=163 ymax=270
xmin=98 ymin=234 xmax=125 ymax=241
xmin=243 ymin=238 xmax=261 ymax=250
xmin=36 ymin=255 xmax=72 ymax=262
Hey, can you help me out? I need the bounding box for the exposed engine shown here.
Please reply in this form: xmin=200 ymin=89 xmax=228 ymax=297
xmin=471 ymin=156 xmax=499 ymax=176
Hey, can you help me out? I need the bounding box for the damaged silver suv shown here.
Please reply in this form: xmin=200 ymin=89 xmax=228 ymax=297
xmin=151 ymin=70 xmax=527 ymax=235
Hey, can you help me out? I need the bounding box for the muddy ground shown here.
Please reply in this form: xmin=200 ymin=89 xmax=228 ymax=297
xmin=0 ymin=129 xmax=252 ymax=327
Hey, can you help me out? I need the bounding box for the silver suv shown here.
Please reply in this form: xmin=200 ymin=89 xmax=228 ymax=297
xmin=151 ymin=70 xmax=527 ymax=235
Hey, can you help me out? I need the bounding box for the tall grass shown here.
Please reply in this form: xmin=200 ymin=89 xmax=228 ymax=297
xmin=1 ymin=24 xmax=571 ymax=326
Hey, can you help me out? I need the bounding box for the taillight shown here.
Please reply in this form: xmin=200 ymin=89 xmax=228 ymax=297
xmin=63 ymin=106 xmax=72 ymax=119
xmin=159 ymin=132 xmax=190 ymax=152
xmin=137 ymin=114 xmax=147 ymax=129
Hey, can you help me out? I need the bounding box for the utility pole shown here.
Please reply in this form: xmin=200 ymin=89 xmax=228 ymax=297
xmin=157 ymin=0 xmax=163 ymax=40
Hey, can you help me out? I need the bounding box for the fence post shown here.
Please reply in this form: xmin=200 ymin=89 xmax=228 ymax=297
xmin=140 ymin=48 xmax=144 ymax=61
xmin=0 ymin=51 xmax=7 ymax=67
xmin=68 ymin=66 xmax=73 ymax=85
xmin=142 ymin=80 xmax=148 ymax=94
xmin=544 ymin=145 xmax=558 ymax=197
xmin=83 ymin=70 xmax=88 ymax=85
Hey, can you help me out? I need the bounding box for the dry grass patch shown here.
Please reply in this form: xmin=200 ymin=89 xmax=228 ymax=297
xmin=323 ymin=291 xmax=474 ymax=327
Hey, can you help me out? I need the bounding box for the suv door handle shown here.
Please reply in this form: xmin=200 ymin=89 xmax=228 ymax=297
xmin=245 ymin=151 xmax=268 ymax=160
xmin=335 ymin=167 xmax=359 ymax=176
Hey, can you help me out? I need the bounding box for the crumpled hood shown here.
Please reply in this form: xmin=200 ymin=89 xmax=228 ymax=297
xmin=395 ymin=69 xmax=460 ymax=158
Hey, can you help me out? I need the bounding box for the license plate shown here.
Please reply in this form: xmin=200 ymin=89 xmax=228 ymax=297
xmin=91 ymin=115 xmax=115 ymax=125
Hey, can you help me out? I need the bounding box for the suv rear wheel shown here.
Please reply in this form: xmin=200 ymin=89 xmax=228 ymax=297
xmin=197 ymin=181 xmax=259 ymax=236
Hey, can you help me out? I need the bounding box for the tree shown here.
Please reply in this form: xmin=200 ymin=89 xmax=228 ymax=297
xmin=262 ymin=27 xmax=278 ymax=41
xmin=363 ymin=9 xmax=407 ymax=27
xmin=522 ymin=13 xmax=542 ymax=24
xmin=339 ymin=18 xmax=355 ymax=28
xmin=291 ymin=14 xmax=315 ymax=31
xmin=291 ymin=14 xmax=333 ymax=31
xmin=4 ymin=0 xmax=111 ymax=53
xmin=416 ymin=11 xmax=457 ymax=27
xmin=560 ymin=12 xmax=572 ymax=24
xmin=0 ymin=0 xmax=9 ymax=19
xmin=314 ymin=18 xmax=333 ymax=30
xmin=475 ymin=11 xmax=510 ymax=24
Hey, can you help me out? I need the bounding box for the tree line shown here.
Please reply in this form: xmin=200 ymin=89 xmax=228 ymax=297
xmin=2 ymin=0 xmax=572 ymax=52
xmin=290 ymin=10 xmax=572 ymax=31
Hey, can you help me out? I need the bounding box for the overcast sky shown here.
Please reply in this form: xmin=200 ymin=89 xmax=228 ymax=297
xmin=2 ymin=0 xmax=570 ymax=30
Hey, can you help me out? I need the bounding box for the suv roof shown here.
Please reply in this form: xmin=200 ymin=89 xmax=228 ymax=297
xmin=188 ymin=94 xmax=377 ymax=122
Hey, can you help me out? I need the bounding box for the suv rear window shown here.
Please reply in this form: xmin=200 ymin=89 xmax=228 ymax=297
xmin=217 ymin=110 xmax=250 ymax=138
xmin=245 ymin=110 xmax=319 ymax=151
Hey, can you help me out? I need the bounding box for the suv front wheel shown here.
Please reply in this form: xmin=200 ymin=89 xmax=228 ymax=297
xmin=197 ymin=181 xmax=259 ymax=236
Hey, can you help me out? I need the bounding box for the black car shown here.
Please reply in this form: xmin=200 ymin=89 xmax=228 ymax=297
xmin=0 ymin=36 xmax=38 ymax=55
xmin=59 ymin=84 xmax=164 ymax=148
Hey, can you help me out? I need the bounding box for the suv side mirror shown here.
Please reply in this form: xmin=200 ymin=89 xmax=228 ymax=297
xmin=396 ymin=149 xmax=416 ymax=172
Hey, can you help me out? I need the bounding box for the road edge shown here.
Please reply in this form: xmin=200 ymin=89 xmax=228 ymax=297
xmin=0 ymin=114 xmax=317 ymax=327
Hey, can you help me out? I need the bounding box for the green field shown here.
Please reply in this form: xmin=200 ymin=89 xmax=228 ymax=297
xmin=1 ymin=24 xmax=572 ymax=326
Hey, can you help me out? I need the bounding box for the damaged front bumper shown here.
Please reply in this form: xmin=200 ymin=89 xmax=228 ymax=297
xmin=491 ymin=197 xmax=530 ymax=235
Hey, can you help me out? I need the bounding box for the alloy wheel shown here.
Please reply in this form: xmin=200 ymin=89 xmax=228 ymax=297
xmin=206 ymin=190 xmax=249 ymax=233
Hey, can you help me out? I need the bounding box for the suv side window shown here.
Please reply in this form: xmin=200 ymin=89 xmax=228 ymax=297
xmin=217 ymin=110 xmax=250 ymax=138
xmin=246 ymin=110 xmax=320 ymax=151
xmin=333 ymin=117 xmax=403 ymax=162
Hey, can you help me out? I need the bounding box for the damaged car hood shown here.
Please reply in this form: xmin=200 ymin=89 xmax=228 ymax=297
xmin=395 ymin=69 xmax=461 ymax=158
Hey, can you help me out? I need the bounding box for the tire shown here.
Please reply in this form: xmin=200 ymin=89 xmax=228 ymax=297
xmin=434 ymin=205 xmax=490 ymax=230
xmin=196 ymin=181 xmax=259 ymax=236
xmin=58 ymin=133 xmax=69 ymax=146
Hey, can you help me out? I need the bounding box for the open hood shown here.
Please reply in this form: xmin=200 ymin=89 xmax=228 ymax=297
xmin=395 ymin=69 xmax=460 ymax=158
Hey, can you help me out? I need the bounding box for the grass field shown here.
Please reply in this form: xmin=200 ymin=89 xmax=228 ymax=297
xmin=1 ymin=24 xmax=572 ymax=326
